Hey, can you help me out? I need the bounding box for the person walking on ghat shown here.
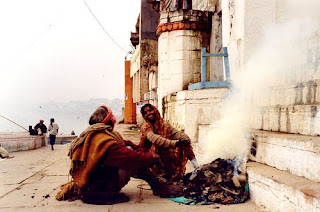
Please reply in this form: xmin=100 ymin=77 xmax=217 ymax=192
xmin=140 ymin=103 xmax=199 ymax=184
xmin=48 ymin=118 xmax=59 ymax=150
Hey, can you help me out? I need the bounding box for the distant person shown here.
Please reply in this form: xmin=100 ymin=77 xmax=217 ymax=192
xmin=48 ymin=118 xmax=59 ymax=151
xmin=34 ymin=120 xmax=47 ymax=135
xmin=0 ymin=145 xmax=10 ymax=158
xmin=71 ymin=130 xmax=75 ymax=135
xmin=29 ymin=125 xmax=37 ymax=135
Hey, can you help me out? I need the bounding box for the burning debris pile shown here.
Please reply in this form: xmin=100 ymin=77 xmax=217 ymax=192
xmin=182 ymin=158 xmax=249 ymax=204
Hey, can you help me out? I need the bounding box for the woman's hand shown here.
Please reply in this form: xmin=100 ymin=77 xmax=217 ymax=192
xmin=175 ymin=139 xmax=190 ymax=147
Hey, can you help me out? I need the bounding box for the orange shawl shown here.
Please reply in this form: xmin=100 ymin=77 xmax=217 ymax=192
xmin=56 ymin=124 xmax=124 ymax=200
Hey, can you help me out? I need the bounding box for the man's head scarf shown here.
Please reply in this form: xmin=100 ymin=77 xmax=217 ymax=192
xmin=99 ymin=104 xmax=116 ymax=126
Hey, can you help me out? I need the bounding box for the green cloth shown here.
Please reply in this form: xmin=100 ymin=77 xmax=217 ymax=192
xmin=167 ymin=197 xmax=212 ymax=205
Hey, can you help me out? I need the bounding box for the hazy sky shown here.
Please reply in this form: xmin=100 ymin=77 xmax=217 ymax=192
xmin=0 ymin=0 xmax=140 ymax=111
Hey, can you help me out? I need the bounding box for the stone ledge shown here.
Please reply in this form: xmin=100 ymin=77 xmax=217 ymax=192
xmin=250 ymin=130 xmax=320 ymax=182
xmin=163 ymin=88 xmax=228 ymax=142
xmin=159 ymin=10 xmax=212 ymax=24
xmin=0 ymin=132 xmax=46 ymax=153
xmin=164 ymin=87 xmax=228 ymax=102
xmin=251 ymin=104 xmax=320 ymax=136
xmin=157 ymin=10 xmax=212 ymax=37
xmin=247 ymin=162 xmax=320 ymax=212
xmin=259 ymin=79 xmax=320 ymax=106
xmin=0 ymin=133 xmax=77 ymax=152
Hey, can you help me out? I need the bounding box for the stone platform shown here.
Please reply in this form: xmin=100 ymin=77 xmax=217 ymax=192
xmin=0 ymin=124 xmax=264 ymax=212
xmin=0 ymin=132 xmax=46 ymax=153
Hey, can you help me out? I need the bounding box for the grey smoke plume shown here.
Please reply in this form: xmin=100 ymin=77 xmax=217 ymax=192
xmin=199 ymin=0 xmax=320 ymax=166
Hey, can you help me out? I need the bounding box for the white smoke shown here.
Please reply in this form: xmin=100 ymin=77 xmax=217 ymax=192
xmin=198 ymin=0 xmax=320 ymax=166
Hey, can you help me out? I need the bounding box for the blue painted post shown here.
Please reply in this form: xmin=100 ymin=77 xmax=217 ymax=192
xmin=223 ymin=47 xmax=230 ymax=81
xmin=188 ymin=47 xmax=231 ymax=90
xmin=201 ymin=48 xmax=207 ymax=83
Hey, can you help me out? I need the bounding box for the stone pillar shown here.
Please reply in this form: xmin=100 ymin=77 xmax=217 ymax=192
xmin=124 ymin=60 xmax=137 ymax=124
xmin=157 ymin=10 xmax=212 ymax=113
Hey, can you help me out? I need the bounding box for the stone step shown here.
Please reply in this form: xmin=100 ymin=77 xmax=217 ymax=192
xmin=247 ymin=162 xmax=320 ymax=212
xmin=265 ymin=79 xmax=320 ymax=106
xmin=251 ymin=104 xmax=320 ymax=136
xmin=250 ymin=130 xmax=320 ymax=183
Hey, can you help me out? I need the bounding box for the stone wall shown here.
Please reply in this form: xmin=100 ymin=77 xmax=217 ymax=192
xmin=163 ymin=88 xmax=228 ymax=142
xmin=130 ymin=0 xmax=159 ymax=104
xmin=130 ymin=45 xmax=142 ymax=103
xmin=209 ymin=11 xmax=224 ymax=81
xmin=140 ymin=39 xmax=158 ymax=103
xmin=193 ymin=0 xmax=218 ymax=11
xmin=130 ymin=39 xmax=158 ymax=103
xmin=0 ymin=133 xmax=46 ymax=152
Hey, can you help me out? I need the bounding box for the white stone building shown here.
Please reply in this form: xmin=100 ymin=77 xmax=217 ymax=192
xmin=154 ymin=0 xmax=320 ymax=211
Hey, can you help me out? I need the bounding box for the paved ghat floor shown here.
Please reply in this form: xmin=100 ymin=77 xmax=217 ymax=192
xmin=0 ymin=124 xmax=266 ymax=212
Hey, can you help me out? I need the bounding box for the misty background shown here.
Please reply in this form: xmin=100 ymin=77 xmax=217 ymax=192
xmin=0 ymin=0 xmax=140 ymax=134
xmin=0 ymin=98 xmax=124 ymax=135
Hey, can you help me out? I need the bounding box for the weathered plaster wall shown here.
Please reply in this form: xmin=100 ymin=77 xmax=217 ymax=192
xmin=130 ymin=39 xmax=158 ymax=103
xmin=162 ymin=0 xmax=320 ymax=144
xmin=130 ymin=45 xmax=140 ymax=78
xmin=130 ymin=0 xmax=159 ymax=104
xmin=209 ymin=12 xmax=224 ymax=81
xmin=140 ymin=0 xmax=159 ymax=40
xmin=148 ymin=71 xmax=158 ymax=106
xmin=221 ymin=0 xmax=244 ymax=74
xmin=219 ymin=0 xmax=320 ymax=134
xmin=163 ymin=88 xmax=228 ymax=142
xmin=303 ymin=36 xmax=320 ymax=82
xmin=193 ymin=0 xmax=217 ymax=11
xmin=222 ymin=0 xmax=320 ymax=83
xmin=140 ymin=39 xmax=158 ymax=103
xmin=130 ymin=45 xmax=141 ymax=103
xmin=243 ymin=0 xmax=276 ymax=64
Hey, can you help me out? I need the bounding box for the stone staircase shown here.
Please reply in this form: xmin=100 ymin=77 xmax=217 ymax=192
xmin=248 ymin=130 xmax=320 ymax=211
xmin=247 ymin=80 xmax=320 ymax=211
xmin=197 ymin=122 xmax=320 ymax=211
xmin=195 ymin=80 xmax=320 ymax=211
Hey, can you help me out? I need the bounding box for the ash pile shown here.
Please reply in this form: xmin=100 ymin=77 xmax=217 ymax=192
xmin=182 ymin=158 xmax=249 ymax=204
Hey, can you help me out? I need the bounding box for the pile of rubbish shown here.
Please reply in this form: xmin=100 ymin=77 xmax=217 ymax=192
xmin=182 ymin=158 xmax=249 ymax=204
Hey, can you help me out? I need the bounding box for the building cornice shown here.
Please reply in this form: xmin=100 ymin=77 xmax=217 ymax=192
xmin=157 ymin=10 xmax=212 ymax=37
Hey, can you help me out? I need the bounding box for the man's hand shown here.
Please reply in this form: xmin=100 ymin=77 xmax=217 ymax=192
xmin=126 ymin=146 xmax=133 ymax=150
xmin=124 ymin=140 xmax=135 ymax=147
